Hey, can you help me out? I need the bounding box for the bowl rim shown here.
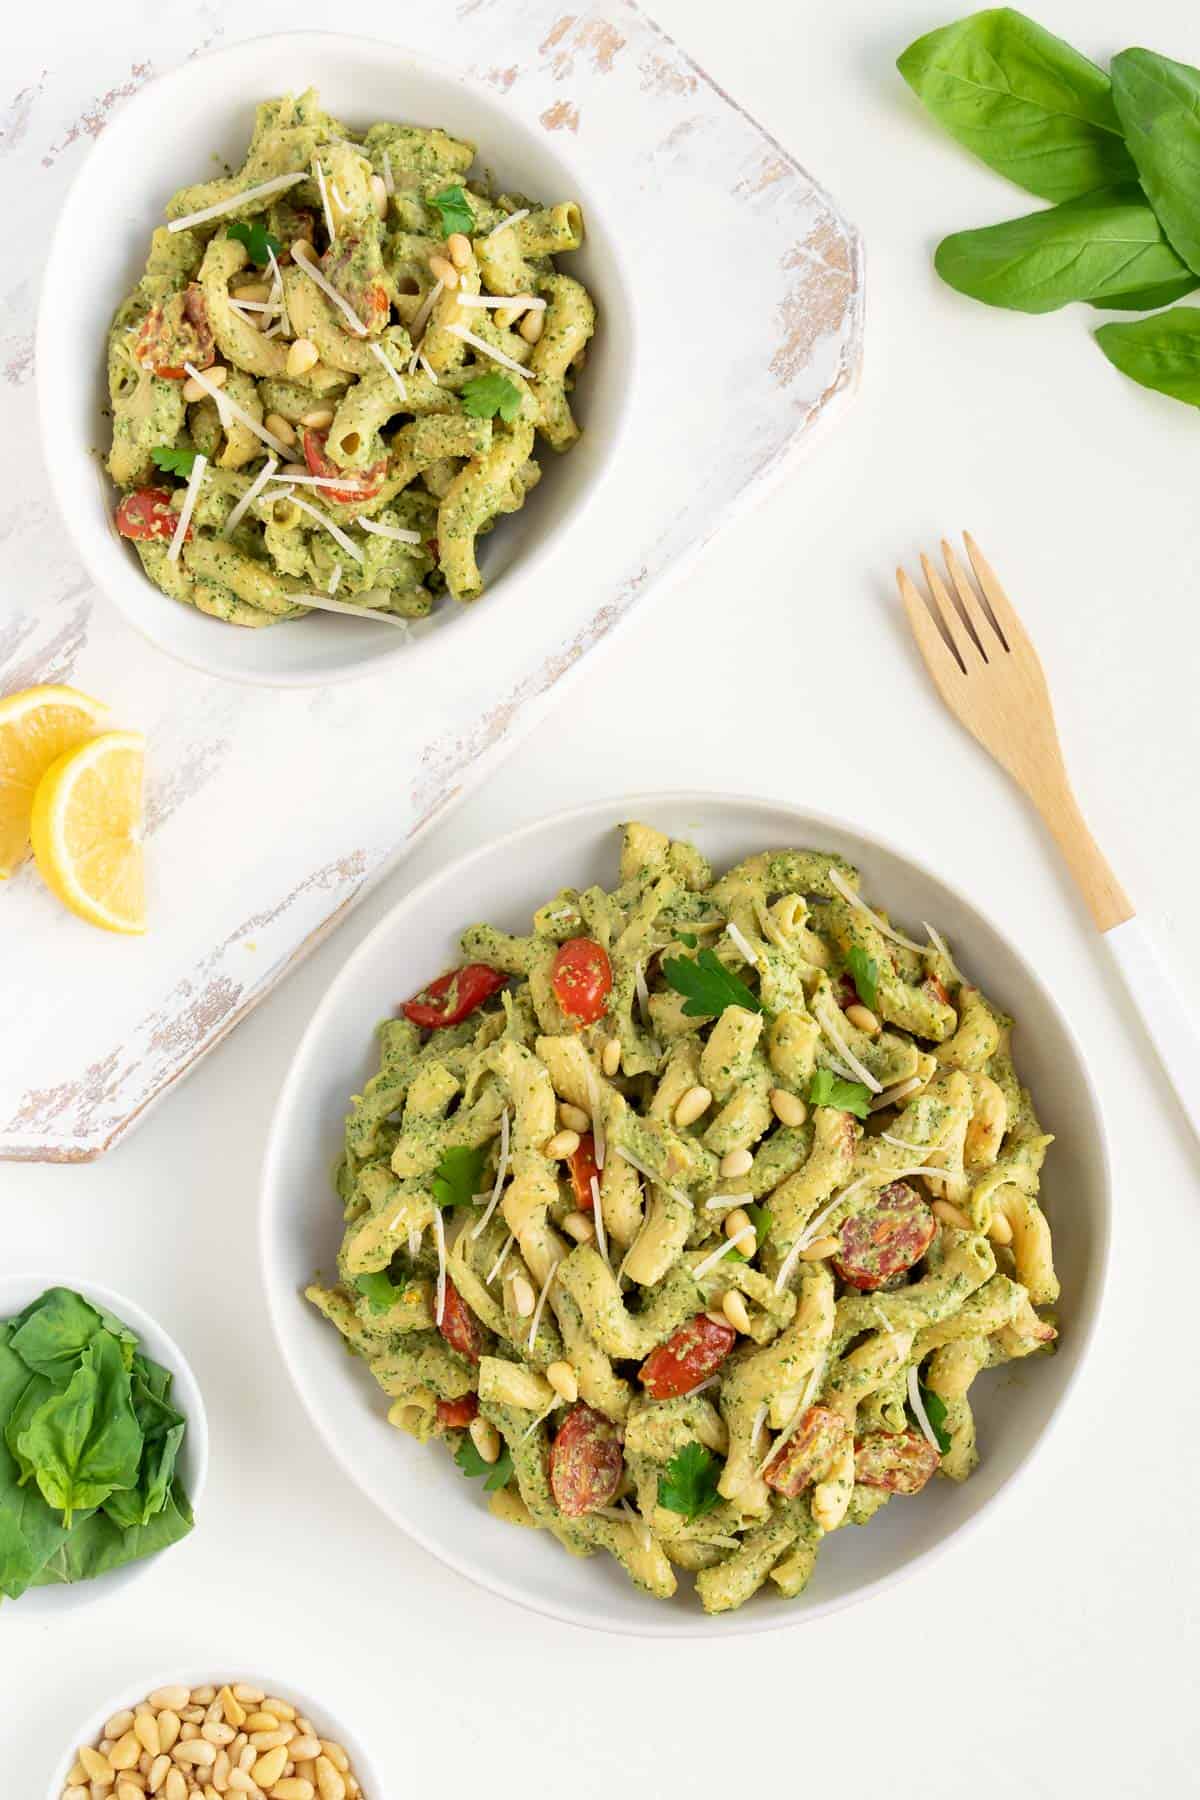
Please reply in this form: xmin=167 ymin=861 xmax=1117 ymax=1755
xmin=258 ymin=787 xmax=1113 ymax=1638
xmin=36 ymin=27 xmax=639 ymax=689
xmin=44 ymin=1664 xmax=384 ymax=1798
xmin=0 ymin=1270 xmax=210 ymax=1614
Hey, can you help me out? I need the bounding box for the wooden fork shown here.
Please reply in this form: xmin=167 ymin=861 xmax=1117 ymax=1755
xmin=899 ymin=533 xmax=1200 ymax=1142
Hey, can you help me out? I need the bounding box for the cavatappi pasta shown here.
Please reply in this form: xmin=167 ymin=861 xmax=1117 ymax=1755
xmin=105 ymin=89 xmax=594 ymax=628
xmin=307 ymin=823 xmax=1059 ymax=1612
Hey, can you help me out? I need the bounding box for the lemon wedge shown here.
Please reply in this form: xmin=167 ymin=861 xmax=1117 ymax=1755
xmin=30 ymin=731 xmax=147 ymax=934
xmin=0 ymin=684 xmax=109 ymax=877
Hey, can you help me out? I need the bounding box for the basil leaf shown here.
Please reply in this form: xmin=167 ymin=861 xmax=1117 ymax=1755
xmin=1111 ymin=48 xmax=1200 ymax=277
xmin=897 ymin=9 xmax=1136 ymax=202
xmin=1088 ymin=275 xmax=1200 ymax=312
xmin=0 ymin=1330 xmax=71 ymax=1600
xmin=16 ymin=1332 xmax=142 ymax=1526
xmin=918 ymin=1383 xmax=952 ymax=1454
xmin=845 ymin=946 xmax=879 ymax=1011
xmin=1095 ymin=306 xmax=1200 ymax=407
xmin=8 ymin=1287 xmax=136 ymax=1380
xmin=935 ymin=186 xmax=1192 ymax=312
xmin=33 ymin=1478 xmax=193 ymax=1586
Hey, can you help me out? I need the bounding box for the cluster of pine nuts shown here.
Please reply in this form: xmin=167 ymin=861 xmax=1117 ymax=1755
xmin=61 ymin=1684 xmax=365 ymax=1800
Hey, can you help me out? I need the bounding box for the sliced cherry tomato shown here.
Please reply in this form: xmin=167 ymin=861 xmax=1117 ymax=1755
xmin=855 ymin=1428 xmax=940 ymax=1494
xmin=115 ymin=488 xmax=185 ymax=543
xmin=437 ymin=1278 xmax=484 ymax=1364
xmin=638 ymin=1313 xmax=736 ymax=1400
xmin=567 ymin=1133 xmax=600 ymax=1212
xmin=302 ymin=428 xmax=389 ymax=506
xmin=763 ymin=1405 xmax=849 ymax=1497
xmin=548 ymin=1403 xmax=624 ymax=1517
xmin=551 ymin=937 xmax=612 ymax=1025
xmin=435 ymin=1392 xmax=479 ymax=1430
xmin=134 ymin=283 xmax=214 ymax=380
xmin=832 ymin=1180 xmax=935 ymax=1292
xmin=401 ymin=963 xmax=506 ymax=1030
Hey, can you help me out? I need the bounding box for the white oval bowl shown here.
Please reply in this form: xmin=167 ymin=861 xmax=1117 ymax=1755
xmin=260 ymin=791 xmax=1110 ymax=1636
xmin=37 ymin=31 xmax=635 ymax=687
xmin=0 ymin=1272 xmax=209 ymax=1616
xmin=45 ymin=1667 xmax=382 ymax=1800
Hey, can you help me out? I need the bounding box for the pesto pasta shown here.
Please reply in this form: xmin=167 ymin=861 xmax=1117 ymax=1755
xmin=105 ymin=89 xmax=595 ymax=628
xmin=307 ymin=823 xmax=1059 ymax=1612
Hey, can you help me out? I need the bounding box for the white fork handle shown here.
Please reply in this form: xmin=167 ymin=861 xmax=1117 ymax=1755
xmin=1104 ymin=916 xmax=1200 ymax=1144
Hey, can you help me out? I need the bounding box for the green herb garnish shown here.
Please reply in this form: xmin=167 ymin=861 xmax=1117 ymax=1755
xmin=455 ymin=1435 xmax=514 ymax=1492
xmin=354 ymin=1271 xmax=402 ymax=1315
xmin=845 ymin=946 xmax=879 ymax=1012
xmin=807 ymin=1069 xmax=872 ymax=1120
xmin=676 ymin=930 xmax=699 ymax=948
xmin=918 ymin=1383 xmax=952 ymax=1454
xmin=660 ymin=948 xmax=762 ymax=1019
xmin=657 ymin=1441 xmax=721 ymax=1521
xmin=430 ymin=184 xmax=475 ymax=237
xmin=461 ymin=372 xmax=523 ymax=422
xmin=226 ymin=219 xmax=282 ymax=267
xmin=432 ymin=1143 xmax=489 ymax=1210
xmin=151 ymin=444 xmax=198 ymax=478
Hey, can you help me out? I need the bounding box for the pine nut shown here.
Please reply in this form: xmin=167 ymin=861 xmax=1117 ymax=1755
xmin=226 ymin=1776 xmax=256 ymax=1794
xmin=933 ymin=1198 xmax=972 ymax=1231
xmin=546 ymin=1360 xmax=578 ymax=1403
xmin=81 ymin=1749 xmax=114 ymax=1781
xmin=722 ymin=1289 xmax=753 ymax=1333
xmin=232 ymin=281 xmax=271 ymax=303
xmin=545 ymin=1128 xmax=580 ymax=1158
xmin=370 ymin=174 xmax=389 ymax=219
xmin=218 ymin=1690 xmax=245 ymax=1730
xmin=273 ymin=1783 xmax=315 ymax=1800
xmin=182 ymin=1709 xmax=205 ymax=1724
xmin=202 ymin=1722 xmax=236 ymax=1745
xmin=192 ymin=1689 xmax=217 ymax=1706
xmin=263 ymin=412 xmax=297 ymax=448
xmin=560 ymin=1210 xmax=595 ymax=1244
xmin=117 ymin=1785 xmax=144 ymax=1800
xmin=244 ymin=1715 xmax=280 ymax=1734
xmin=674 ymin=1084 xmax=713 ymax=1128
xmin=428 ymin=253 xmax=458 ymax=288
xmin=447 ymin=232 xmax=473 ymax=270
xmin=213 ymin=1747 xmax=231 ymax=1789
xmin=165 ymin=1773 xmax=186 ymax=1800
xmin=769 ymin=1087 xmax=807 ymax=1128
xmin=719 ymin=1147 xmax=753 ymax=1178
xmin=601 ymin=1037 xmax=621 ymax=1077
xmin=68 ymin=1763 xmax=89 ymax=1786
xmin=264 ymin=1701 xmax=296 ymax=1722
xmin=175 ymin=1740 xmax=217 ymax=1767
xmin=65 ymin=1788 xmax=89 ymax=1800
xmin=184 ymin=373 xmax=211 ymax=401
xmin=318 ymin=1746 xmax=349 ymax=1776
xmin=987 ymin=1210 xmax=1013 ymax=1246
xmin=289 ymin=1738 xmax=321 ymax=1763
xmin=298 ymin=407 xmax=334 ymax=429
xmin=180 ymin=1724 xmax=199 ymax=1740
xmin=800 ymin=1235 xmax=840 ymax=1261
xmin=250 ymin=1729 xmax=292 ymax=1751
xmin=469 ymin=1414 xmax=501 ymax=1463
xmin=845 ymin=1002 xmax=881 ymax=1036
xmin=233 ymin=1689 xmax=265 ymax=1706
xmin=134 ymin=1716 xmax=161 ymax=1758
xmin=148 ymin=1755 xmax=171 ymax=1793
xmin=511 ymin=1275 xmax=536 ymax=1317
xmin=315 ymin=1759 xmax=347 ymax=1800
xmin=252 ymin=1748 xmax=288 ymax=1789
xmin=286 ymin=338 xmax=320 ymax=378
xmin=558 ymin=1102 xmax=590 ymax=1133
xmin=111 ymin=1734 xmax=141 ymax=1770
xmin=107 ymin=1714 xmax=137 ymax=1741
xmin=724 ymin=1207 xmax=753 ymax=1243
xmin=158 ymin=1714 xmax=182 ymax=1753
xmin=519 ymin=309 xmax=544 ymax=345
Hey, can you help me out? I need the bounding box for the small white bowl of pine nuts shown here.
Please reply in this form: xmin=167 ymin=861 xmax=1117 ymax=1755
xmin=47 ymin=1674 xmax=381 ymax=1800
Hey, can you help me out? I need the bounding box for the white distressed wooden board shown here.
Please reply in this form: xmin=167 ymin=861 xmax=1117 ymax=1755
xmin=0 ymin=0 xmax=863 ymax=1160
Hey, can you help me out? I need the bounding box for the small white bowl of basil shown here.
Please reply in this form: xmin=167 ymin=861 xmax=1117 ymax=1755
xmin=0 ymin=1274 xmax=208 ymax=1613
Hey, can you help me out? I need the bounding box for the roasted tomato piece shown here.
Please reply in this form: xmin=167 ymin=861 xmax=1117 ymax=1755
xmin=925 ymin=973 xmax=951 ymax=1007
xmin=134 ymin=283 xmax=214 ymax=379
xmin=568 ymin=1132 xmax=600 ymax=1212
xmin=855 ymin=1428 xmax=940 ymax=1494
xmin=835 ymin=971 xmax=860 ymax=1009
xmin=115 ymin=488 xmax=183 ymax=543
xmin=638 ymin=1313 xmax=736 ymax=1400
xmin=832 ymin=1181 xmax=935 ymax=1292
xmin=401 ymin=963 xmax=506 ymax=1029
xmin=436 ymin=1278 xmax=484 ymax=1363
xmin=551 ymin=937 xmax=612 ymax=1024
xmin=321 ymin=236 xmax=391 ymax=334
xmin=302 ymin=428 xmax=388 ymax=505
xmin=763 ymin=1405 xmax=849 ymax=1497
xmin=435 ymin=1392 xmax=479 ymax=1430
xmin=548 ymin=1403 xmax=624 ymax=1518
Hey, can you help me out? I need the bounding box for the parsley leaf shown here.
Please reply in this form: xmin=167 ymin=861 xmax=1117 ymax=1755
xmin=226 ymin=219 xmax=282 ymax=267
xmin=430 ymin=184 xmax=475 ymax=237
xmin=354 ymin=1271 xmax=401 ymax=1315
xmin=461 ymin=372 xmax=523 ymax=423
xmin=432 ymin=1143 xmax=488 ymax=1210
xmin=807 ymin=1069 xmax=872 ymax=1120
xmin=151 ymin=444 xmax=198 ymax=477
xmin=845 ymin=946 xmax=879 ymax=1012
xmin=455 ymin=1435 xmax=514 ymax=1492
xmin=918 ymin=1383 xmax=952 ymax=1454
xmin=657 ymin=1441 xmax=721 ymax=1521
xmin=676 ymin=930 xmax=699 ymax=949
xmin=660 ymin=948 xmax=762 ymax=1019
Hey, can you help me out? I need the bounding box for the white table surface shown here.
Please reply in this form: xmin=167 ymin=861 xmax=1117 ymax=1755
xmin=5 ymin=0 xmax=1199 ymax=1792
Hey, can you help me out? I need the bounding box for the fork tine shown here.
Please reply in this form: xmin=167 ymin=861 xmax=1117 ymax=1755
xmin=922 ymin=551 xmax=986 ymax=663
xmin=897 ymin=565 xmax=965 ymax=687
xmin=940 ymin=540 xmax=992 ymax=661
xmin=962 ymin=532 xmax=1016 ymax=652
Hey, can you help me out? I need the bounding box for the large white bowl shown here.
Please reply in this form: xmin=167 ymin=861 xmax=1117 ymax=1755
xmin=37 ymin=32 xmax=635 ymax=687
xmin=260 ymin=792 xmax=1110 ymax=1636
xmin=0 ymin=1273 xmax=209 ymax=1615
xmin=46 ymin=1667 xmax=382 ymax=1800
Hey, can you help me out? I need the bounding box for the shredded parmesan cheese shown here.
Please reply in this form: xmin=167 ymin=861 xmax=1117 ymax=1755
xmin=924 ymin=921 xmax=963 ymax=983
xmin=269 ymin=492 xmax=363 ymax=561
xmin=585 ymin=1061 xmax=606 ymax=1170
xmin=418 ymin=352 xmax=439 ymax=384
xmin=454 ymin=293 xmax=545 ymax=312
xmin=484 ymin=207 xmax=529 ymax=241
xmin=820 ymin=1012 xmax=883 ymax=1094
xmin=445 ymin=323 xmax=531 ymax=377
xmin=881 ymin=1132 xmax=937 ymax=1157
xmin=486 ymin=1230 xmax=514 ymax=1285
xmin=382 ymin=150 xmax=394 ymax=195
xmin=184 ymin=364 xmax=292 ymax=457
xmin=827 ymin=866 xmax=925 ymax=953
xmin=267 ymin=245 xmax=290 ymax=336
xmin=293 ymin=244 xmax=368 ymax=336
xmin=293 ymin=591 xmax=409 ymax=626
xmin=527 ymin=1259 xmax=559 ymax=1353
xmin=704 ymin=1194 xmax=742 ymax=1210
xmin=369 ymin=340 xmax=408 ymax=403
xmin=520 ymin=1402 xmax=557 ymax=1443
xmin=167 ymin=171 xmax=304 ymax=233
xmin=327 ymin=565 xmax=342 ymax=595
xmin=408 ymin=1227 xmax=422 ymax=1258
xmin=869 ymin=1076 xmax=924 ymax=1113
xmin=167 ymin=452 xmax=207 ymax=562
xmin=589 ymin=1174 xmax=610 ymax=1270
xmin=472 ymin=1110 xmax=511 ymax=1239
xmin=410 ymin=279 xmax=444 ymax=342
xmin=757 ymin=1359 xmax=825 ymax=1474
xmin=312 ymin=156 xmax=336 ymax=244
xmin=264 ymin=471 xmax=370 ymax=490
xmin=221 ymin=456 xmax=277 ymax=538
xmin=693 ymin=1227 xmax=755 ymax=1282
xmin=725 ymin=921 xmax=760 ymax=968
xmin=908 ymin=1366 xmax=942 ymax=1453
xmin=633 ymin=960 xmax=651 ymax=1026
xmin=330 ymin=181 xmax=348 ymax=215
xmin=432 ymin=1207 xmax=448 ymax=1326
xmin=355 ymin=516 xmax=422 ymax=544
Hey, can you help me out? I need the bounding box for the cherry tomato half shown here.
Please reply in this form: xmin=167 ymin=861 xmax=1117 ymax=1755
xmin=401 ymin=963 xmax=506 ymax=1030
xmin=551 ymin=937 xmax=612 ymax=1024
xmin=435 ymin=1392 xmax=479 ymax=1430
xmin=437 ymin=1277 xmax=484 ymax=1364
xmin=763 ymin=1405 xmax=848 ymax=1497
xmin=855 ymin=1428 xmax=940 ymax=1494
xmin=638 ymin=1313 xmax=736 ymax=1400
xmin=115 ymin=488 xmax=185 ymax=543
xmin=832 ymin=1180 xmax=935 ymax=1292
xmin=302 ymin=428 xmax=388 ymax=506
xmin=548 ymin=1404 xmax=624 ymax=1518
xmin=567 ymin=1133 xmax=600 ymax=1213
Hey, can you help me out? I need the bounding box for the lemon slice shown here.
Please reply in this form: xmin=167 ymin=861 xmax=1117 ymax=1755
xmin=0 ymin=684 xmax=109 ymax=877
xmin=30 ymin=731 xmax=147 ymax=934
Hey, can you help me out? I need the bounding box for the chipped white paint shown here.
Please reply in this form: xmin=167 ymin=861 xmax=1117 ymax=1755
xmin=0 ymin=0 xmax=863 ymax=1160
